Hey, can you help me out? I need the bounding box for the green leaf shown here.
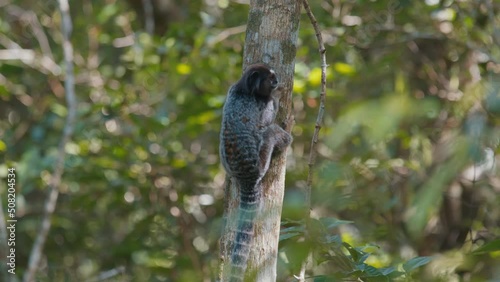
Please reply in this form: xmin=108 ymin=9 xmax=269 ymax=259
xmin=326 ymin=235 xmax=342 ymax=244
xmin=279 ymin=232 xmax=301 ymax=241
xmin=280 ymin=226 xmax=305 ymax=233
xmin=471 ymin=239 xmax=500 ymax=255
xmin=280 ymin=225 xmax=305 ymax=241
xmin=334 ymin=62 xmax=356 ymax=76
xmin=363 ymin=264 xmax=384 ymax=276
xmin=388 ymin=271 xmax=405 ymax=279
xmin=343 ymin=242 xmax=365 ymax=262
xmin=403 ymin=256 xmax=432 ymax=273
xmin=374 ymin=266 xmax=405 ymax=279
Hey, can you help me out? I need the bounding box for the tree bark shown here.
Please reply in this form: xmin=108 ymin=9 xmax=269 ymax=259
xmin=220 ymin=0 xmax=301 ymax=281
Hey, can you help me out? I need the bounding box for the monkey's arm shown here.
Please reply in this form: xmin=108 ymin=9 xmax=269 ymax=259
xmin=258 ymin=124 xmax=292 ymax=174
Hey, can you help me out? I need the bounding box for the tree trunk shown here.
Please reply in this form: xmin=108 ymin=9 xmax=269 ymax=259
xmin=220 ymin=0 xmax=301 ymax=281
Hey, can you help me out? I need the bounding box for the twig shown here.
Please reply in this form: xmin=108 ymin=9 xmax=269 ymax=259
xmin=208 ymin=25 xmax=246 ymax=47
xmin=5 ymin=5 xmax=54 ymax=59
xmin=300 ymin=0 xmax=328 ymax=281
xmin=303 ymin=0 xmax=327 ymax=215
xmin=0 ymin=35 xmax=61 ymax=75
xmin=23 ymin=0 xmax=76 ymax=281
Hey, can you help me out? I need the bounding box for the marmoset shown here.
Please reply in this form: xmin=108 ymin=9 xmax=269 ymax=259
xmin=219 ymin=63 xmax=292 ymax=281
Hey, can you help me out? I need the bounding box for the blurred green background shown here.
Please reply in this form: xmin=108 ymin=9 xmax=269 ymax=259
xmin=0 ymin=0 xmax=499 ymax=281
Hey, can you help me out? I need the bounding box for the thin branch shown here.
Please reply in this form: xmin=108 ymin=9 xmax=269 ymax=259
xmin=23 ymin=0 xmax=76 ymax=281
xmin=0 ymin=40 xmax=61 ymax=75
xmin=5 ymin=5 xmax=54 ymax=59
xmin=303 ymin=0 xmax=327 ymax=214
xmin=300 ymin=0 xmax=328 ymax=281
xmin=208 ymin=25 xmax=247 ymax=47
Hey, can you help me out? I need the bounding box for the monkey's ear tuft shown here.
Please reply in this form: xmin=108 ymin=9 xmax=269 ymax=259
xmin=247 ymin=71 xmax=261 ymax=95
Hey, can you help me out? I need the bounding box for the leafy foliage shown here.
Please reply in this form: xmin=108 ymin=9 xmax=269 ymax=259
xmin=281 ymin=217 xmax=431 ymax=281
xmin=0 ymin=0 xmax=499 ymax=281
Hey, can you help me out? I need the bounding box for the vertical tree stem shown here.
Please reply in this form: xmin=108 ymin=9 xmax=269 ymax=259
xmin=300 ymin=1 xmax=328 ymax=280
xmin=23 ymin=0 xmax=76 ymax=281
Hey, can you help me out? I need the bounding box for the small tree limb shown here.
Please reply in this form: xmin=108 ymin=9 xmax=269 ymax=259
xmin=303 ymin=0 xmax=328 ymax=213
xmin=23 ymin=0 xmax=76 ymax=281
xmin=300 ymin=0 xmax=328 ymax=280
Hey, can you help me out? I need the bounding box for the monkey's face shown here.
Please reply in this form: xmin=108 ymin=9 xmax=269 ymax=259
xmin=258 ymin=69 xmax=278 ymax=96
xmin=244 ymin=64 xmax=279 ymax=99
xmin=267 ymin=70 xmax=278 ymax=89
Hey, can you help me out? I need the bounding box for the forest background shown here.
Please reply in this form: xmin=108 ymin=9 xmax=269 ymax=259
xmin=0 ymin=0 xmax=499 ymax=281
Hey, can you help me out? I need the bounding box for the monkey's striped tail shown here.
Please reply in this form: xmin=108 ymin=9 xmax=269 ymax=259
xmin=229 ymin=180 xmax=261 ymax=282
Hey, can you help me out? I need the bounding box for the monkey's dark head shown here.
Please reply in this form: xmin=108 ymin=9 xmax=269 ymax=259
xmin=240 ymin=64 xmax=278 ymax=99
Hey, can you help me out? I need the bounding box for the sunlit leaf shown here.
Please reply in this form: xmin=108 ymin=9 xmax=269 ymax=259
xmin=176 ymin=63 xmax=192 ymax=75
xmin=334 ymin=62 xmax=356 ymax=76
xmin=308 ymin=67 xmax=322 ymax=86
xmin=293 ymin=79 xmax=306 ymax=93
xmin=0 ymin=140 xmax=6 ymax=152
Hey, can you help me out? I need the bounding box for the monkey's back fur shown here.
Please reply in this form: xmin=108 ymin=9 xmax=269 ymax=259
xmin=220 ymin=64 xmax=292 ymax=281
